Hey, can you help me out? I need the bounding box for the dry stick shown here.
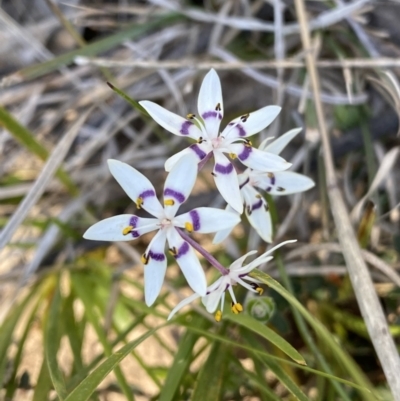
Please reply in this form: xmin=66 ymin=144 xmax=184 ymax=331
xmin=293 ymin=0 xmax=400 ymax=399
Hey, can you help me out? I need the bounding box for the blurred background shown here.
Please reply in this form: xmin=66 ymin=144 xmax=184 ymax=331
xmin=0 ymin=0 xmax=399 ymax=400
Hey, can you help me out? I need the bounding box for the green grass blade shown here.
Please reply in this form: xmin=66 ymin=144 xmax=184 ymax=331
xmin=64 ymin=327 xmax=162 ymax=401
xmin=226 ymin=313 xmax=306 ymax=365
xmin=159 ymin=316 xmax=209 ymax=401
xmin=9 ymin=14 xmax=183 ymax=82
xmin=44 ymin=280 xmax=67 ymax=400
xmin=71 ymin=273 xmax=134 ymax=401
xmin=33 ymin=358 xmax=53 ymax=401
xmin=250 ymin=269 xmax=378 ymax=401
xmin=259 ymin=357 xmax=311 ymax=401
xmin=106 ymin=83 xmax=149 ymax=115
xmin=191 ymin=341 xmax=228 ymax=401
xmin=0 ymin=106 xmax=78 ymax=195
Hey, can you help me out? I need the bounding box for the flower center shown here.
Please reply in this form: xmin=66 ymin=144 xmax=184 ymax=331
xmin=159 ymin=218 xmax=172 ymax=229
xmin=211 ymin=136 xmax=223 ymax=149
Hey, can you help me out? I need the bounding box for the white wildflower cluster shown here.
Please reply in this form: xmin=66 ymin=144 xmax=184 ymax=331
xmin=84 ymin=70 xmax=314 ymax=321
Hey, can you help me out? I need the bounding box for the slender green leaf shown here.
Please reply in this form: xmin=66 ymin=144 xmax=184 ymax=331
xmin=250 ymin=269 xmax=378 ymax=401
xmin=191 ymin=341 xmax=228 ymax=401
xmin=260 ymin=357 xmax=311 ymax=401
xmin=227 ymin=313 xmax=306 ymax=365
xmin=71 ymin=274 xmax=134 ymax=401
xmin=106 ymin=83 xmax=148 ymax=115
xmin=0 ymin=284 xmax=40 ymax=386
xmin=45 ymin=281 xmax=67 ymax=400
xmin=9 ymin=14 xmax=183 ymax=82
xmin=159 ymin=316 xmax=209 ymax=401
xmin=33 ymin=358 xmax=53 ymax=401
xmin=0 ymin=106 xmax=78 ymax=195
xmin=64 ymin=327 xmax=161 ymax=401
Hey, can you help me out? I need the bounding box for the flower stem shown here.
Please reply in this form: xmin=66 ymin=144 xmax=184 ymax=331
xmin=176 ymin=228 xmax=229 ymax=275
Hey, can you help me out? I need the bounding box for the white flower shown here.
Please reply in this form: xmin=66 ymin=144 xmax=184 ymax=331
xmin=168 ymin=240 xmax=297 ymax=321
xmin=214 ymin=129 xmax=315 ymax=244
xmin=139 ymin=69 xmax=291 ymax=214
xmin=83 ymin=155 xmax=240 ymax=306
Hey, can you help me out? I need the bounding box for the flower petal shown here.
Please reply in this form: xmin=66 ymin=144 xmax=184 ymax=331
xmin=261 ymin=128 xmax=302 ymax=154
xmin=139 ymin=100 xmax=203 ymax=140
xmin=167 ymin=228 xmax=207 ymax=296
xmin=107 ymin=159 xmax=164 ymax=218
xmin=168 ymin=292 xmax=201 ymax=320
xmin=202 ymin=277 xmax=226 ymax=313
xmin=229 ymin=144 xmax=291 ymax=172
xmin=222 ymin=105 xmax=281 ymax=140
xmin=164 ymin=142 xmax=212 ymax=172
xmin=242 ymin=186 xmax=273 ymax=243
xmin=174 ymin=207 xmax=240 ymax=234
xmin=251 ymin=171 xmax=315 ymax=195
xmin=163 ymin=155 xmax=198 ymax=219
xmin=229 ymin=250 xmax=258 ymax=271
xmin=212 ymin=205 xmax=238 ymax=244
xmin=212 ymin=151 xmax=243 ymax=213
xmin=143 ymin=230 xmax=168 ymax=306
xmin=83 ymin=215 xmax=158 ymax=241
xmin=197 ymin=69 xmax=223 ymax=139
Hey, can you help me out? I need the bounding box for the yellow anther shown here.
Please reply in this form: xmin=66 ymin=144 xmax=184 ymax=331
xmin=256 ymin=287 xmax=264 ymax=296
xmin=122 ymin=226 xmax=133 ymax=236
xmin=136 ymin=197 xmax=144 ymax=209
xmin=141 ymin=253 xmax=149 ymax=265
xmin=244 ymin=139 xmax=252 ymax=147
xmin=215 ymin=103 xmax=221 ymax=111
xmin=240 ymin=113 xmax=250 ymax=122
xmin=168 ymin=247 xmax=177 ymax=256
xmin=229 ymin=153 xmax=237 ymax=160
xmin=197 ymin=136 xmax=204 ymax=144
xmin=256 ymin=194 xmax=262 ymax=199
xmin=164 ymin=199 xmax=175 ymax=206
xmin=186 ymin=113 xmax=196 ymax=119
xmin=231 ymin=302 xmax=243 ymax=314
xmin=215 ymin=310 xmax=222 ymax=322
xmin=185 ymin=222 xmax=194 ymax=232
xmin=267 ymin=172 xmax=275 ymax=179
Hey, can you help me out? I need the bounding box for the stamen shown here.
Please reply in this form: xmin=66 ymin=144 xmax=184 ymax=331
xmin=197 ymin=136 xmax=204 ymax=144
xmin=211 ymin=172 xmax=217 ymax=177
xmin=277 ymin=187 xmax=285 ymax=192
xmin=187 ymin=113 xmax=196 ymax=119
xmin=267 ymin=172 xmax=274 ymax=179
xmin=240 ymin=113 xmax=250 ymax=123
xmin=264 ymin=204 xmax=269 ymax=212
xmin=215 ymin=310 xmax=222 ymax=322
xmin=215 ymin=103 xmax=221 ymax=111
xmin=168 ymin=247 xmax=178 ymax=257
xmin=185 ymin=222 xmax=194 ymax=232
xmin=141 ymin=253 xmax=149 ymax=265
xmin=251 ymin=283 xmax=264 ymax=295
xmin=229 ymin=153 xmax=237 ymax=160
xmin=231 ymin=302 xmax=243 ymax=314
xmin=164 ymin=199 xmax=175 ymax=206
xmin=244 ymin=138 xmax=252 ymax=147
xmin=136 ymin=197 xmax=144 ymax=209
xmin=256 ymin=194 xmax=262 ymax=199
xmin=122 ymin=226 xmax=133 ymax=236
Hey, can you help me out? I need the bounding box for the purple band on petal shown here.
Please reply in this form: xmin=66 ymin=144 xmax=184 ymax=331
xmin=129 ymin=216 xmax=140 ymax=237
xmin=252 ymin=199 xmax=263 ymax=211
xmin=228 ymin=122 xmax=246 ymax=137
xmin=164 ymin=188 xmax=185 ymax=203
xmin=266 ymin=186 xmax=272 ymax=192
xmin=238 ymin=146 xmax=252 ymax=161
xmin=180 ymin=121 xmax=194 ymax=135
xmin=148 ymin=250 xmax=165 ymax=261
xmin=139 ymin=189 xmax=155 ymax=199
xmin=224 ymin=283 xmax=230 ymax=291
xmin=238 ymin=273 xmax=248 ymax=278
xmin=175 ymin=242 xmax=189 ymax=259
xmin=215 ymin=163 xmax=234 ymax=175
xmin=190 ymin=144 xmax=207 ymax=160
xmin=189 ymin=210 xmax=200 ymax=231
xmin=202 ymin=111 xmax=222 ymax=121
xmin=239 ymin=177 xmax=250 ymax=189
xmin=129 ymin=216 xmax=138 ymax=226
